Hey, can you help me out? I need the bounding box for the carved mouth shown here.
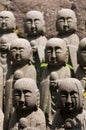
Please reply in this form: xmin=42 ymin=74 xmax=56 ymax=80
xmin=2 ymin=23 xmax=7 ymax=29
xmin=65 ymin=103 xmax=74 ymax=111
xmin=63 ymin=26 xmax=69 ymax=31
xmin=16 ymin=55 xmax=21 ymax=60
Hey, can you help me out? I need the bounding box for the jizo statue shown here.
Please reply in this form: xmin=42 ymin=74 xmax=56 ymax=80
xmin=0 ymin=11 xmax=18 ymax=110
xmin=7 ymin=38 xmax=36 ymax=80
xmin=24 ymin=10 xmax=47 ymax=84
xmin=9 ymin=78 xmax=46 ymax=130
xmin=56 ymin=8 xmax=79 ymax=73
xmin=76 ymin=38 xmax=86 ymax=110
xmin=52 ymin=78 xmax=86 ymax=130
xmin=4 ymin=38 xmax=36 ymax=129
xmin=49 ymin=72 xmax=59 ymax=122
xmin=0 ymin=35 xmax=10 ymax=110
xmin=0 ymin=35 xmax=10 ymax=82
xmin=76 ymin=38 xmax=86 ymax=84
xmin=0 ymin=10 xmax=18 ymax=42
xmin=40 ymin=38 xmax=71 ymax=130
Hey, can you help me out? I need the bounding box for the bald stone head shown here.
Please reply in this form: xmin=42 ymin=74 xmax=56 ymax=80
xmin=45 ymin=38 xmax=68 ymax=67
xmin=58 ymin=78 xmax=84 ymax=112
xmin=0 ymin=35 xmax=10 ymax=51
xmin=77 ymin=38 xmax=86 ymax=67
xmin=56 ymin=8 xmax=77 ymax=35
xmin=10 ymin=38 xmax=32 ymax=65
xmin=25 ymin=10 xmax=45 ymax=36
xmin=13 ymin=78 xmax=39 ymax=110
xmin=0 ymin=11 xmax=16 ymax=32
xmin=49 ymin=72 xmax=58 ymax=89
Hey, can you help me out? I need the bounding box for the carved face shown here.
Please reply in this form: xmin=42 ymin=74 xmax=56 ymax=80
xmin=58 ymin=78 xmax=83 ymax=112
xmin=50 ymin=72 xmax=58 ymax=89
xmin=10 ymin=39 xmax=31 ymax=65
xmin=25 ymin=10 xmax=45 ymax=36
xmin=56 ymin=8 xmax=77 ymax=34
xmin=0 ymin=11 xmax=16 ymax=32
xmin=45 ymin=38 xmax=68 ymax=66
xmin=14 ymin=78 xmax=38 ymax=111
xmin=0 ymin=36 xmax=9 ymax=50
xmin=77 ymin=38 xmax=86 ymax=67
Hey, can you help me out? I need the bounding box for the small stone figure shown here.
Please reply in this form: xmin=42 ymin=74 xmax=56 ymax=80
xmin=52 ymin=78 xmax=86 ymax=130
xmin=40 ymin=38 xmax=71 ymax=129
xmin=56 ymin=8 xmax=79 ymax=72
xmin=4 ymin=38 xmax=36 ymax=129
xmin=49 ymin=72 xmax=59 ymax=124
xmin=24 ymin=10 xmax=47 ymax=84
xmin=9 ymin=78 xmax=46 ymax=130
xmin=0 ymin=10 xmax=18 ymax=42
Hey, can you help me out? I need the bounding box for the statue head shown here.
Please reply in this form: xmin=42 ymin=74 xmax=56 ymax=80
xmin=56 ymin=8 xmax=77 ymax=35
xmin=0 ymin=35 xmax=10 ymax=51
xmin=24 ymin=10 xmax=45 ymax=36
xmin=0 ymin=11 xmax=16 ymax=33
xmin=14 ymin=70 xmax=24 ymax=80
xmin=77 ymin=38 xmax=86 ymax=67
xmin=30 ymin=40 xmax=38 ymax=53
xmin=13 ymin=78 xmax=39 ymax=111
xmin=58 ymin=78 xmax=84 ymax=113
xmin=49 ymin=72 xmax=58 ymax=90
xmin=10 ymin=38 xmax=32 ymax=65
xmin=45 ymin=38 xmax=68 ymax=67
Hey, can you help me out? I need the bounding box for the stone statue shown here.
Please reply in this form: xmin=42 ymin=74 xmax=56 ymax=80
xmin=0 ymin=35 xmax=10 ymax=110
xmin=49 ymin=72 xmax=59 ymax=123
xmin=52 ymin=78 xmax=86 ymax=130
xmin=0 ymin=10 xmax=18 ymax=42
xmin=56 ymin=8 xmax=79 ymax=73
xmin=76 ymin=38 xmax=86 ymax=88
xmin=24 ymin=10 xmax=47 ymax=84
xmin=6 ymin=38 xmax=36 ymax=80
xmin=0 ymin=10 xmax=18 ymax=110
xmin=0 ymin=35 xmax=10 ymax=73
xmin=75 ymin=38 xmax=86 ymax=110
xmin=40 ymin=38 xmax=71 ymax=129
xmin=9 ymin=78 xmax=46 ymax=130
xmin=4 ymin=38 xmax=36 ymax=129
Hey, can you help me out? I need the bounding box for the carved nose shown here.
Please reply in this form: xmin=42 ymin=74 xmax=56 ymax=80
xmin=16 ymin=50 xmax=20 ymax=55
xmin=52 ymin=51 xmax=56 ymax=58
xmin=20 ymin=93 xmax=25 ymax=102
xmin=64 ymin=20 xmax=68 ymax=27
xmin=2 ymin=19 xmax=6 ymax=23
xmin=32 ymin=22 xmax=35 ymax=28
xmin=67 ymin=94 xmax=72 ymax=104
